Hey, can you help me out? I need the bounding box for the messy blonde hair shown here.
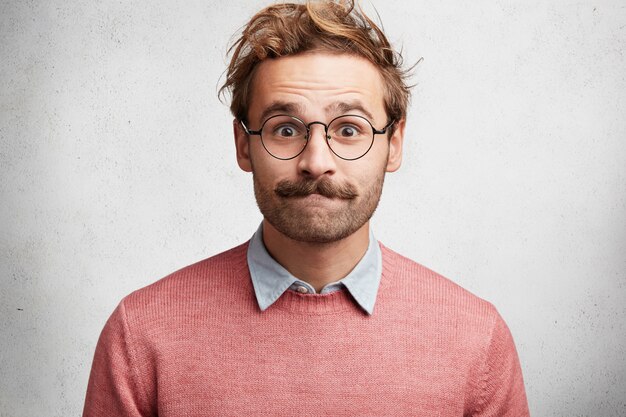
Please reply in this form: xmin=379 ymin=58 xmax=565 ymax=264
xmin=219 ymin=0 xmax=413 ymax=129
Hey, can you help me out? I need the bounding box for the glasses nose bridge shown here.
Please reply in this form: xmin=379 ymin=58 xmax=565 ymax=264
xmin=304 ymin=120 xmax=330 ymax=141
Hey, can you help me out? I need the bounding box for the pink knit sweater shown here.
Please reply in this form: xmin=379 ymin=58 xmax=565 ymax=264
xmin=83 ymin=242 xmax=529 ymax=416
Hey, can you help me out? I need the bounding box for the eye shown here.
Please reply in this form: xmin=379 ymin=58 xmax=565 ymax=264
xmin=336 ymin=125 xmax=360 ymax=137
xmin=276 ymin=125 xmax=296 ymax=137
xmin=271 ymin=123 xmax=304 ymax=138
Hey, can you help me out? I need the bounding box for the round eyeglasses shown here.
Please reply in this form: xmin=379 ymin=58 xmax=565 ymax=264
xmin=240 ymin=114 xmax=395 ymax=161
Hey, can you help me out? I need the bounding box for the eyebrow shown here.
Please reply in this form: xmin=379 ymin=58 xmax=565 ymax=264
xmin=257 ymin=100 xmax=376 ymax=125
xmin=324 ymin=101 xmax=375 ymax=121
xmin=259 ymin=101 xmax=306 ymax=124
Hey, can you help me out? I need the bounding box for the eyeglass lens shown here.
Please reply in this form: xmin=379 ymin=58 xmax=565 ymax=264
xmin=260 ymin=115 xmax=375 ymax=160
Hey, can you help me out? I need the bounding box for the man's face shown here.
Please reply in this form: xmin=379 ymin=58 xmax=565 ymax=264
xmin=234 ymin=52 xmax=404 ymax=244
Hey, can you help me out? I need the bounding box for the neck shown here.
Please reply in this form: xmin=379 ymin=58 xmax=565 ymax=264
xmin=261 ymin=220 xmax=370 ymax=293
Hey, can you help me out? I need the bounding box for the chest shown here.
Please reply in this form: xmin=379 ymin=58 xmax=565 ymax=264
xmin=150 ymin=315 xmax=475 ymax=416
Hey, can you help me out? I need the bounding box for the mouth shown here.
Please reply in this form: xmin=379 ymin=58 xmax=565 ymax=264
xmin=294 ymin=193 xmax=341 ymax=207
xmin=306 ymin=192 xmax=329 ymax=198
xmin=290 ymin=192 xmax=330 ymax=200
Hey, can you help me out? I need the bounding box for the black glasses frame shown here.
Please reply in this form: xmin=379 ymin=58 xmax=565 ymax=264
xmin=240 ymin=114 xmax=395 ymax=161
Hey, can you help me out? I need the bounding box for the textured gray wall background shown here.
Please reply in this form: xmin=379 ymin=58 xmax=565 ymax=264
xmin=1 ymin=1 xmax=625 ymax=416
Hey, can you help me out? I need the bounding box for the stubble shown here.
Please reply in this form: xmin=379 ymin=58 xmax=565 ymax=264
xmin=253 ymin=173 xmax=386 ymax=244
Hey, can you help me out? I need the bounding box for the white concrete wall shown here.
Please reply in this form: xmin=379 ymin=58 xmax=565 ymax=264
xmin=1 ymin=1 xmax=625 ymax=415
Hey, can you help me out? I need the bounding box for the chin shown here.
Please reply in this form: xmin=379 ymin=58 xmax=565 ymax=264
xmin=268 ymin=211 xmax=368 ymax=244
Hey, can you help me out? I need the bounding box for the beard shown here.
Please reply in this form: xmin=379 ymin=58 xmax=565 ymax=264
xmin=253 ymin=172 xmax=385 ymax=244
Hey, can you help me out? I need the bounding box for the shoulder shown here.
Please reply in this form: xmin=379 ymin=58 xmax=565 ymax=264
xmin=377 ymin=243 xmax=519 ymax=378
xmin=378 ymin=242 xmax=500 ymax=326
xmin=119 ymin=242 xmax=251 ymax=321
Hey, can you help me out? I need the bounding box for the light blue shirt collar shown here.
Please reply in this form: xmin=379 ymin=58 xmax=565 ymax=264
xmin=247 ymin=223 xmax=382 ymax=315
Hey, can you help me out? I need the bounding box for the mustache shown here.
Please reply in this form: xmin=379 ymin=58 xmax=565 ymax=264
xmin=274 ymin=178 xmax=358 ymax=200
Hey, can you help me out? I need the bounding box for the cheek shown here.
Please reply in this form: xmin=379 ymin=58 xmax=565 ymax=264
xmin=250 ymin=150 xmax=294 ymax=185
xmin=343 ymin=155 xmax=388 ymax=192
xmin=338 ymin=163 xmax=369 ymax=187
xmin=371 ymin=136 xmax=391 ymax=159
xmin=353 ymin=144 xmax=389 ymax=174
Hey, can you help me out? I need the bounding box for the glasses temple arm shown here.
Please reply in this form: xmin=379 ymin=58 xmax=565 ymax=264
xmin=373 ymin=119 xmax=395 ymax=135
xmin=240 ymin=120 xmax=262 ymax=136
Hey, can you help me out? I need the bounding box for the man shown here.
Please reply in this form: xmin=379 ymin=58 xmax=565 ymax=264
xmin=83 ymin=1 xmax=529 ymax=416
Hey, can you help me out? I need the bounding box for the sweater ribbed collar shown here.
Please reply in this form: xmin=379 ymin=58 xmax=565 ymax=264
xmin=246 ymin=223 xmax=382 ymax=315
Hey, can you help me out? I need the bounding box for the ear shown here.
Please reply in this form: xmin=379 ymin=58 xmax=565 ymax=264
xmin=385 ymin=118 xmax=405 ymax=172
xmin=233 ymin=119 xmax=252 ymax=172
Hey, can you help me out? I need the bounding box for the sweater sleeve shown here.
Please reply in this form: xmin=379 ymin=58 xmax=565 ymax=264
xmin=83 ymin=300 xmax=155 ymax=417
xmin=471 ymin=311 xmax=530 ymax=417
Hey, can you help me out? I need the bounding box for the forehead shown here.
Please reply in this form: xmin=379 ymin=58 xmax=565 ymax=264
xmin=248 ymin=52 xmax=386 ymax=123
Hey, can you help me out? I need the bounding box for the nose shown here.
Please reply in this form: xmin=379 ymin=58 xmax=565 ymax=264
xmin=296 ymin=123 xmax=336 ymax=178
